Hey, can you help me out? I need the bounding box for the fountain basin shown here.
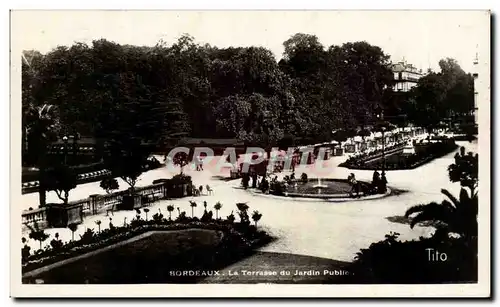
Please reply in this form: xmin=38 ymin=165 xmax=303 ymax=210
xmin=281 ymin=178 xmax=378 ymax=199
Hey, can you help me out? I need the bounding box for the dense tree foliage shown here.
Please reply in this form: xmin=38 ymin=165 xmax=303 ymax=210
xmin=22 ymin=34 xmax=475 ymax=161
xmin=406 ymin=58 xmax=474 ymax=132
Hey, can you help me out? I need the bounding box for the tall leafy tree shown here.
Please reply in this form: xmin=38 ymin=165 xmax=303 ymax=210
xmin=23 ymin=103 xmax=60 ymax=207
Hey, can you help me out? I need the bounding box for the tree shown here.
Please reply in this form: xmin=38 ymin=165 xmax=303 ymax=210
xmin=167 ymin=205 xmax=175 ymax=220
xmin=236 ymin=202 xmax=250 ymax=225
xmin=100 ymin=178 xmax=119 ymax=194
xmin=94 ymin=220 xmax=102 ymax=233
xmin=21 ymin=237 xmax=31 ymax=261
xmin=448 ymin=147 xmax=478 ymax=196
xmin=214 ymin=202 xmax=223 ymax=220
xmin=406 ymin=73 xmax=447 ymax=133
xmin=25 ymin=222 xmax=49 ymax=250
xmin=68 ymin=223 xmax=79 ymax=241
xmin=173 ymin=151 xmax=190 ymax=175
xmin=252 ymin=210 xmax=262 ymax=227
xmin=43 ymin=164 xmax=78 ymax=205
xmin=214 ymin=93 xmax=285 ymax=174
xmin=189 ymin=201 xmax=197 ymax=218
xmin=103 ymin=137 xmax=150 ymax=193
xmin=23 ymin=103 xmax=60 ymax=207
xmin=406 ymin=58 xmax=474 ymax=132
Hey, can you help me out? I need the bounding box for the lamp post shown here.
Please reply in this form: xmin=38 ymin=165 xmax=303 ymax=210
xmin=62 ymin=135 xmax=69 ymax=166
xmin=377 ymin=110 xmax=386 ymax=174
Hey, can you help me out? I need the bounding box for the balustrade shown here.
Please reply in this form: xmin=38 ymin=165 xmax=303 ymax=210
xmin=22 ymin=182 xmax=170 ymax=230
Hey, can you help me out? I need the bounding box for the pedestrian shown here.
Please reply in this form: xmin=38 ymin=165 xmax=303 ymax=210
xmin=372 ymin=170 xmax=380 ymax=194
xmin=348 ymin=173 xmax=359 ymax=198
xmin=194 ymin=156 xmax=200 ymax=171
xmin=379 ymin=172 xmax=388 ymax=194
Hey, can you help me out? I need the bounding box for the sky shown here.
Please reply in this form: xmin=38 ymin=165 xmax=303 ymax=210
xmin=12 ymin=10 xmax=490 ymax=73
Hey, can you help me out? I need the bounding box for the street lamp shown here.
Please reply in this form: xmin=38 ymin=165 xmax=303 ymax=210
xmin=377 ymin=111 xmax=386 ymax=174
xmin=62 ymin=135 xmax=69 ymax=165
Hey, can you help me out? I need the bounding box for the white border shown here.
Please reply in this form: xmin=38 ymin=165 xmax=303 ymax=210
xmin=7 ymin=7 xmax=493 ymax=299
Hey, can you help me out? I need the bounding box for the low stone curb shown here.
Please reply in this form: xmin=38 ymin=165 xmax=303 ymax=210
xmin=241 ymin=187 xmax=392 ymax=203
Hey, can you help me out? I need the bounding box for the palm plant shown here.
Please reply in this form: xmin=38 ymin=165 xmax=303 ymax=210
xmin=252 ymin=210 xmax=263 ymax=227
xmin=405 ymin=188 xmax=478 ymax=239
xmin=214 ymin=202 xmax=223 ymax=219
xmin=24 ymin=103 xmax=60 ymax=207
xmin=190 ymin=201 xmax=197 ymax=217
xmin=167 ymin=205 xmax=175 ymax=220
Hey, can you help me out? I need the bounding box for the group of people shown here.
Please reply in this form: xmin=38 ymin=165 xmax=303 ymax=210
xmin=194 ymin=156 xmax=204 ymax=171
xmin=372 ymin=170 xmax=388 ymax=194
xmin=347 ymin=170 xmax=388 ymax=198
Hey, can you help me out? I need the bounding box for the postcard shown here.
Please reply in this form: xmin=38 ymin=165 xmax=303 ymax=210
xmin=10 ymin=10 xmax=491 ymax=298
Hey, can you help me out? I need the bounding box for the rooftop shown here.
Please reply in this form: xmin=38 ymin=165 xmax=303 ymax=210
xmin=391 ymin=61 xmax=424 ymax=74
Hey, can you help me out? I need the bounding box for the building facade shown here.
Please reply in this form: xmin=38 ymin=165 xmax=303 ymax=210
xmin=391 ymin=61 xmax=425 ymax=92
xmin=472 ymin=53 xmax=479 ymax=127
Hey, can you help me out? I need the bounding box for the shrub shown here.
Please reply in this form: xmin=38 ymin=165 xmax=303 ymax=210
xmin=270 ymin=181 xmax=286 ymax=196
xmin=152 ymin=212 xmax=164 ymax=222
xmin=50 ymin=233 xmax=64 ymax=251
xmin=252 ymin=211 xmax=263 ymax=227
xmin=146 ymin=157 xmax=162 ymax=169
xmin=226 ymin=212 xmax=236 ymax=224
xmin=300 ymin=173 xmax=308 ymax=183
xmin=347 ymin=232 xmax=477 ymax=283
xmin=259 ymin=178 xmax=270 ymax=193
xmin=100 ymin=178 xmax=119 ymax=194
xmin=171 ymin=174 xmax=192 ymax=184
xmin=79 ymin=228 xmax=96 ymax=245
xmin=21 ymin=237 xmax=31 ymax=263
xmin=236 ymin=203 xmax=250 ymax=226
xmin=201 ymin=210 xmax=214 ymax=223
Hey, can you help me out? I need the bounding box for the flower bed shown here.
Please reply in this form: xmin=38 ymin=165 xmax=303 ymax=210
xmin=340 ymin=142 xmax=406 ymax=165
xmin=340 ymin=141 xmax=458 ymax=170
xmin=22 ymin=214 xmax=272 ymax=276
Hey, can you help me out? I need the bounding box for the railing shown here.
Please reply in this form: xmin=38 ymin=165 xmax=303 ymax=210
xmin=136 ymin=183 xmax=168 ymax=204
xmin=22 ymin=180 xmax=186 ymax=230
xmin=22 ymin=169 xmax=112 ymax=195
xmin=22 ymin=207 xmax=47 ymax=226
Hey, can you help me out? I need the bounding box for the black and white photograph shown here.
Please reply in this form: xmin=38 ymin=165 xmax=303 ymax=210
xmin=10 ymin=10 xmax=491 ymax=297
